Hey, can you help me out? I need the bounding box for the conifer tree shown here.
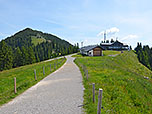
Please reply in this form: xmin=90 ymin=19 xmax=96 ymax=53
xmin=21 ymin=46 xmax=29 ymax=65
xmin=0 ymin=41 xmax=13 ymax=71
xmin=27 ymin=46 xmax=36 ymax=64
xmin=135 ymin=43 xmax=152 ymax=70
xmin=13 ymin=47 xmax=22 ymax=67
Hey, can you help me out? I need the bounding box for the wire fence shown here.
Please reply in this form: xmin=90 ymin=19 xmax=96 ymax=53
xmin=0 ymin=57 xmax=66 ymax=104
xmin=77 ymin=61 xmax=89 ymax=80
xmin=76 ymin=60 xmax=103 ymax=114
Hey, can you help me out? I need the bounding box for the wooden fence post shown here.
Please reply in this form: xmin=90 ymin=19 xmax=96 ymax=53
xmin=43 ymin=66 xmax=45 ymax=75
xmin=14 ymin=77 xmax=17 ymax=94
xmin=50 ymin=64 xmax=51 ymax=72
xmin=93 ymin=83 xmax=95 ymax=103
xmin=34 ymin=69 xmax=37 ymax=81
xmin=97 ymin=89 xmax=103 ymax=114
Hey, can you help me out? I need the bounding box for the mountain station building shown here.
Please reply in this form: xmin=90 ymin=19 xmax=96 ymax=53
xmin=100 ymin=40 xmax=129 ymax=50
xmin=80 ymin=45 xmax=103 ymax=56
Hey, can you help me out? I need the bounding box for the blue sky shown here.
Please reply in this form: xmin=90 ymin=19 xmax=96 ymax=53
xmin=0 ymin=0 xmax=152 ymax=48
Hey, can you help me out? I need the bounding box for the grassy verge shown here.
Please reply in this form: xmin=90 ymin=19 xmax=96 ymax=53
xmin=71 ymin=50 xmax=121 ymax=58
xmin=74 ymin=51 xmax=152 ymax=114
xmin=71 ymin=53 xmax=83 ymax=57
xmin=0 ymin=57 xmax=66 ymax=106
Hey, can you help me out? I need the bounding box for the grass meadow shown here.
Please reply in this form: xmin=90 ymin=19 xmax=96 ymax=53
xmin=74 ymin=51 xmax=152 ymax=114
xmin=0 ymin=57 xmax=66 ymax=106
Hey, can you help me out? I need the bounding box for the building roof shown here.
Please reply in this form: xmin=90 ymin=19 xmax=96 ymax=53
xmin=80 ymin=45 xmax=103 ymax=52
xmin=101 ymin=40 xmax=128 ymax=46
xmin=100 ymin=43 xmax=112 ymax=46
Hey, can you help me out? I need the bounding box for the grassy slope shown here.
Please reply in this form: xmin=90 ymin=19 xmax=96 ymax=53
xmin=74 ymin=51 xmax=152 ymax=114
xmin=0 ymin=58 xmax=66 ymax=106
xmin=31 ymin=36 xmax=46 ymax=46
xmin=103 ymin=50 xmax=121 ymax=56
xmin=72 ymin=50 xmax=120 ymax=57
xmin=71 ymin=53 xmax=83 ymax=57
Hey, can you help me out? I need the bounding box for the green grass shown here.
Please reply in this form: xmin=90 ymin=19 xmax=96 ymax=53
xmin=103 ymin=50 xmax=121 ymax=56
xmin=0 ymin=58 xmax=66 ymax=106
xmin=74 ymin=51 xmax=152 ymax=114
xmin=31 ymin=36 xmax=46 ymax=46
xmin=71 ymin=50 xmax=121 ymax=58
xmin=71 ymin=53 xmax=83 ymax=57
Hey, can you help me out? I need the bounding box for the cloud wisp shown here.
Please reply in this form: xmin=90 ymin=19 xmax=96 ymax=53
xmin=121 ymin=34 xmax=138 ymax=41
xmin=97 ymin=27 xmax=120 ymax=37
xmin=42 ymin=19 xmax=65 ymax=27
xmin=0 ymin=32 xmax=9 ymax=37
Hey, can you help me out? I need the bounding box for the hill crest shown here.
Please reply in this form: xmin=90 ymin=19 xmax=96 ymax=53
xmin=0 ymin=28 xmax=78 ymax=71
xmin=4 ymin=28 xmax=71 ymax=48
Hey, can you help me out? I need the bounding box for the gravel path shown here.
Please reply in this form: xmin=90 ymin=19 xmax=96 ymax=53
xmin=0 ymin=55 xmax=84 ymax=114
xmin=108 ymin=54 xmax=119 ymax=57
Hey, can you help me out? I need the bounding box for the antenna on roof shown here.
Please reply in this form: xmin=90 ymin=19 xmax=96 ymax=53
xmin=81 ymin=42 xmax=83 ymax=47
xmin=116 ymin=37 xmax=118 ymax=41
xmin=104 ymin=31 xmax=106 ymax=42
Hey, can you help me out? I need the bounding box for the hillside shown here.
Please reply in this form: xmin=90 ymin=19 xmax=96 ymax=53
xmin=0 ymin=28 xmax=78 ymax=71
xmin=0 ymin=57 xmax=66 ymax=105
xmin=74 ymin=51 xmax=152 ymax=114
xmin=4 ymin=28 xmax=75 ymax=49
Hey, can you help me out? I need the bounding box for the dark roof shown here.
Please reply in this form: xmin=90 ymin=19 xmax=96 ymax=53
xmin=80 ymin=45 xmax=103 ymax=52
xmin=101 ymin=40 xmax=128 ymax=47
xmin=111 ymin=40 xmax=123 ymax=46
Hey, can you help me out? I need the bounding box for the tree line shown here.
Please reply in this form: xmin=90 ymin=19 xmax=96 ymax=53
xmin=0 ymin=28 xmax=79 ymax=71
xmin=135 ymin=42 xmax=152 ymax=70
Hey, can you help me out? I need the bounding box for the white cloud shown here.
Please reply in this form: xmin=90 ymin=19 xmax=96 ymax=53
xmin=0 ymin=32 xmax=9 ymax=41
xmin=42 ymin=19 xmax=64 ymax=27
xmin=121 ymin=34 xmax=138 ymax=41
xmin=0 ymin=32 xmax=9 ymax=37
xmin=97 ymin=27 xmax=120 ymax=36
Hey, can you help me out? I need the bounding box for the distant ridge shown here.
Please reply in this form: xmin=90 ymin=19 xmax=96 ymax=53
xmin=0 ymin=28 xmax=79 ymax=71
xmin=4 ymin=28 xmax=72 ymax=48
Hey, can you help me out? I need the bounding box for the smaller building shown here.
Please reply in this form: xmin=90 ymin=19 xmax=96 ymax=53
xmin=80 ymin=45 xmax=103 ymax=56
xmin=100 ymin=40 xmax=129 ymax=50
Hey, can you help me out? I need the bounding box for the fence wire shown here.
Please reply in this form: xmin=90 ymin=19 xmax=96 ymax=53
xmin=0 ymin=57 xmax=66 ymax=103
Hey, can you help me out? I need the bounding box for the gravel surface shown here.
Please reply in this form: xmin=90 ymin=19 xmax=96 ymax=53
xmin=108 ymin=54 xmax=119 ymax=57
xmin=0 ymin=55 xmax=84 ymax=114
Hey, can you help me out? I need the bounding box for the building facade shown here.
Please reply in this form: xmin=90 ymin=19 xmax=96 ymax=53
xmin=100 ymin=40 xmax=129 ymax=50
xmin=80 ymin=45 xmax=103 ymax=56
